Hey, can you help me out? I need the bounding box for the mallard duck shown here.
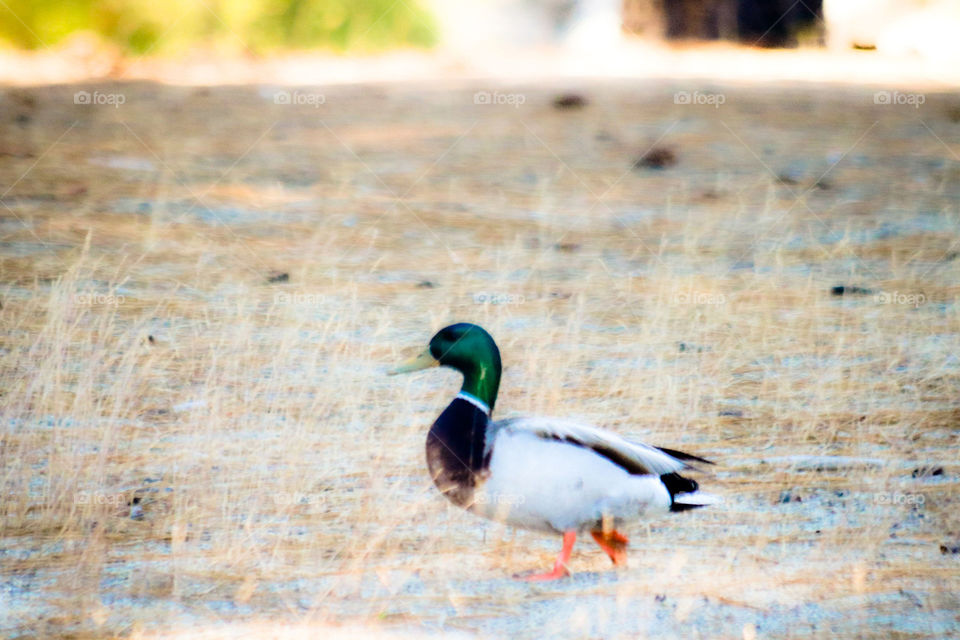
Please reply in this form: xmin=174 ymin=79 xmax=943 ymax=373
xmin=390 ymin=323 xmax=718 ymax=580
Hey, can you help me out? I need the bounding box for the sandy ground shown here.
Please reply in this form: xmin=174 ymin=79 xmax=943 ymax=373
xmin=1 ymin=52 xmax=959 ymax=639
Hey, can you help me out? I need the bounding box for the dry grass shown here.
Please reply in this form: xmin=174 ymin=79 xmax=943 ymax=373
xmin=1 ymin=76 xmax=959 ymax=639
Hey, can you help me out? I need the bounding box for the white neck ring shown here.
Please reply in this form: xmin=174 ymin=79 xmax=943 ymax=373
xmin=455 ymin=391 xmax=490 ymax=416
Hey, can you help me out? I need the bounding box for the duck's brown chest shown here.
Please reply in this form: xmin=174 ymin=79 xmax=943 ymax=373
xmin=424 ymin=398 xmax=491 ymax=509
xmin=425 ymin=433 xmax=478 ymax=508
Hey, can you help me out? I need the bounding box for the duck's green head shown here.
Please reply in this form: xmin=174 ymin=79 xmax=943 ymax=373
xmin=390 ymin=323 xmax=502 ymax=411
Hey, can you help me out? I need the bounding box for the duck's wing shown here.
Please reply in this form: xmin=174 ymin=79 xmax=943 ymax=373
xmin=487 ymin=416 xmax=710 ymax=476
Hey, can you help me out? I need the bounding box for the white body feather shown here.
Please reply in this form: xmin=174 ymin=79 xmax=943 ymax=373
xmin=470 ymin=417 xmax=688 ymax=533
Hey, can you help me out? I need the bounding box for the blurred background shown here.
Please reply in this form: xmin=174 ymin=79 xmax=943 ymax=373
xmin=1 ymin=0 xmax=958 ymax=82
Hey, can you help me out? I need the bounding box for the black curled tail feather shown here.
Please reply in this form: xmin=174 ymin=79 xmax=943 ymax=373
xmin=660 ymin=472 xmax=698 ymax=496
xmin=655 ymin=446 xmax=714 ymax=466
xmin=660 ymin=472 xmax=705 ymax=513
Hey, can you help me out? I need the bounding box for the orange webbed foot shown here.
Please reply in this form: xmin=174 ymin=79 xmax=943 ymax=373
xmin=591 ymin=529 xmax=629 ymax=566
xmin=516 ymin=566 xmax=571 ymax=582
xmin=514 ymin=530 xmax=577 ymax=582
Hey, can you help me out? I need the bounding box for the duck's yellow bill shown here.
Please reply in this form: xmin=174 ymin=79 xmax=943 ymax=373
xmin=388 ymin=348 xmax=439 ymax=375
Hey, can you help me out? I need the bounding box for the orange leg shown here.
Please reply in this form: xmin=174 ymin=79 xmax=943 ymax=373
xmin=590 ymin=529 xmax=629 ymax=566
xmin=518 ymin=530 xmax=577 ymax=581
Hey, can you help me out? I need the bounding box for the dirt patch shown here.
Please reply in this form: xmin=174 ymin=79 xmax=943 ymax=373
xmin=1 ymin=73 xmax=958 ymax=638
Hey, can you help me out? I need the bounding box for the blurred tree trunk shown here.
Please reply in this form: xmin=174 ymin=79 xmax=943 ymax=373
xmin=623 ymin=0 xmax=821 ymax=46
xmin=624 ymin=0 xmax=736 ymax=39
